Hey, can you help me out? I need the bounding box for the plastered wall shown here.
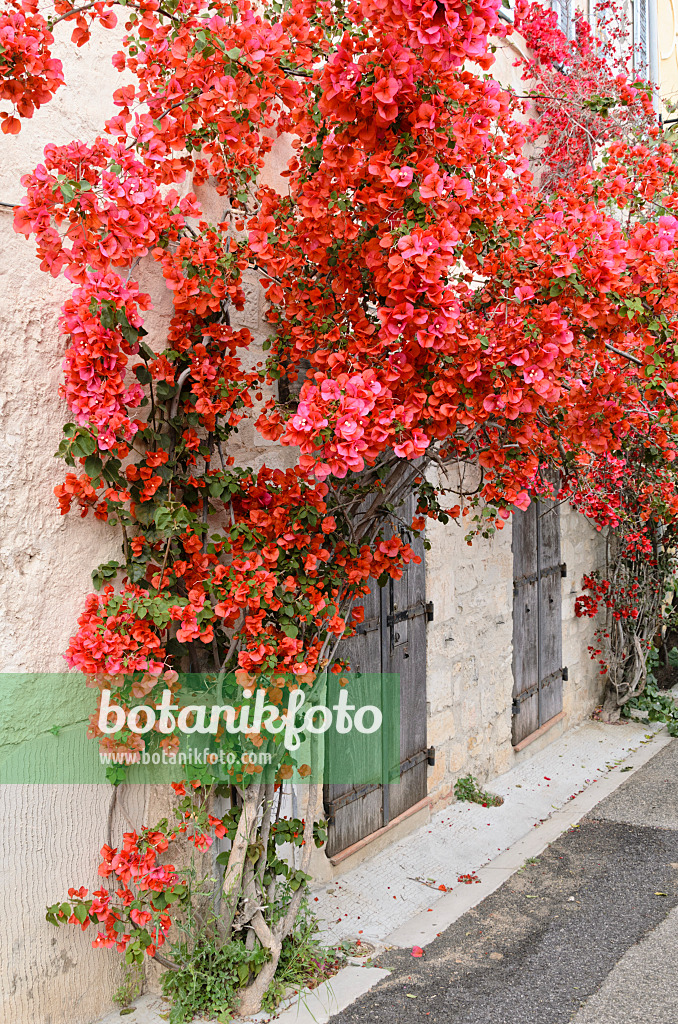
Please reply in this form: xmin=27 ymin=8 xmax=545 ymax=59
xmin=0 ymin=19 xmax=607 ymax=1024
xmin=658 ymin=0 xmax=678 ymax=111
xmin=0 ymin=20 xmax=159 ymax=1024
xmin=424 ymin=494 xmax=608 ymax=805
xmin=0 ymin=21 xmax=295 ymax=1022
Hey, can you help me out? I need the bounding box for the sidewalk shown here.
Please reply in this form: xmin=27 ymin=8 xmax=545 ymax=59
xmin=311 ymin=718 xmax=666 ymax=947
xmin=104 ymin=716 xmax=668 ymax=1024
xmin=331 ymin=733 xmax=678 ymax=1024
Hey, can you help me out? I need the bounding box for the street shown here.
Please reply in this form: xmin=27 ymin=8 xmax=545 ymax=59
xmin=331 ymin=739 xmax=678 ymax=1024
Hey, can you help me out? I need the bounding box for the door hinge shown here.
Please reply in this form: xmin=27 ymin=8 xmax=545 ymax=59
xmin=562 ymin=666 xmax=569 ymax=681
xmin=560 ymin=562 xmax=567 ymax=578
xmin=512 ymin=698 xmax=521 ymax=716
xmin=387 ymin=600 xmax=434 ymax=628
xmin=427 ymin=745 xmax=436 ymax=766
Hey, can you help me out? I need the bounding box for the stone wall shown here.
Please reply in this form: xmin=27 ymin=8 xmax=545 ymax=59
xmin=561 ymin=503 xmax=609 ymax=725
xmin=425 ymin=486 xmax=516 ymax=794
xmin=423 ymin=489 xmax=608 ymax=806
xmin=0 ymin=18 xmax=609 ymax=1024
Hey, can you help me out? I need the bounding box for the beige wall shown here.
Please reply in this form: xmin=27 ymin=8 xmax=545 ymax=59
xmin=0 ymin=20 xmax=156 ymax=1024
xmin=659 ymin=0 xmax=678 ymax=112
xmin=422 ymin=483 xmax=607 ymax=806
xmin=0 ymin=19 xmax=606 ymax=1024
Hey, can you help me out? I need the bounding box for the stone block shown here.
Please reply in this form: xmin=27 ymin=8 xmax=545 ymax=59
xmin=448 ymin=742 xmax=466 ymax=773
xmin=428 ymin=707 xmax=457 ymax=745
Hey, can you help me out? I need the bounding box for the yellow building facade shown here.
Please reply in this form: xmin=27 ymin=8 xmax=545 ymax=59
xmin=659 ymin=0 xmax=678 ymax=113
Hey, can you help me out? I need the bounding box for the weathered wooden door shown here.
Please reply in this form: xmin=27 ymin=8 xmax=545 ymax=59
xmin=324 ymin=494 xmax=430 ymax=857
xmin=511 ymin=497 xmax=565 ymax=745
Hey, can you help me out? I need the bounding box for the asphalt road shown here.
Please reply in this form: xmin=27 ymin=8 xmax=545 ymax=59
xmin=331 ymin=738 xmax=678 ymax=1024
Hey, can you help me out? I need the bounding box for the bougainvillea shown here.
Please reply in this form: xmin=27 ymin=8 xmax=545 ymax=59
xmin=5 ymin=0 xmax=678 ymax=1012
xmin=513 ymin=0 xmax=678 ymax=713
xmin=515 ymin=0 xmax=655 ymax=185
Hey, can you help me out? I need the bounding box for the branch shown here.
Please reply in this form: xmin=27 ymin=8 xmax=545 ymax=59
xmin=604 ymin=341 xmax=643 ymax=366
xmin=153 ymin=952 xmax=181 ymax=971
xmin=49 ymin=2 xmax=99 ymax=28
xmin=50 ymin=0 xmax=180 ymax=29
xmin=170 ymin=366 xmax=192 ymax=420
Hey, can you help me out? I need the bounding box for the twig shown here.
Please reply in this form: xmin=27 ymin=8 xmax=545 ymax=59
xmin=121 ymin=523 xmax=130 ymax=564
xmin=170 ymin=366 xmax=192 ymax=419
xmin=604 ymin=341 xmax=643 ymax=366
xmin=153 ymin=952 xmax=181 ymax=971
xmin=49 ymin=1 xmax=99 ymax=28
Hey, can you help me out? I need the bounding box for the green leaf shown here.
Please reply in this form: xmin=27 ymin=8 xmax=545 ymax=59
xmin=127 ymin=562 xmax=147 ymax=584
xmin=121 ymin=324 xmax=139 ymax=346
xmin=71 ymin=432 xmax=97 ymax=458
xmin=105 ymin=763 xmax=127 ymax=786
xmin=156 ymin=380 xmax=176 ymax=400
xmin=84 ymin=455 xmax=103 ymax=479
xmin=74 ymin=903 xmax=88 ymax=924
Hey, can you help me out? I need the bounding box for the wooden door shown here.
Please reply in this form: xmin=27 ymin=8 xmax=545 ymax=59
xmin=511 ymin=497 xmax=565 ymax=745
xmin=324 ymin=493 xmax=430 ymax=857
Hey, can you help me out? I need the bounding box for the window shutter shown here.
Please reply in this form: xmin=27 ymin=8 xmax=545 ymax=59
xmin=277 ymin=357 xmax=312 ymax=407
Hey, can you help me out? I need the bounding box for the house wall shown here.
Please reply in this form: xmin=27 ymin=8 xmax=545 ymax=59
xmin=659 ymin=0 xmax=678 ymax=112
xmin=0 ymin=21 xmax=299 ymax=1023
xmin=0 ymin=21 xmax=160 ymax=1024
xmin=423 ymin=486 xmax=607 ymax=807
xmin=0 ymin=18 xmax=608 ymax=1024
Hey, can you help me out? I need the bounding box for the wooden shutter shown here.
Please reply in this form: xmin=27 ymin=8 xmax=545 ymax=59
xmin=386 ymin=519 xmax=428 ymax=821
xmin=322 ymin=581 xmax=384 ymax=856
xmin=512 ymin=497 xmax=565 ymax=745
xmin=324 ymin=491 xmax=429 ymax=857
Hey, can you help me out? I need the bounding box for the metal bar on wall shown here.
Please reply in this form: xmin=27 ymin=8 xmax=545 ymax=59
xmin=380 ymin=578 xmax=391 ymax=828
xmin=536 ymin=499 xmax=544 ymax=729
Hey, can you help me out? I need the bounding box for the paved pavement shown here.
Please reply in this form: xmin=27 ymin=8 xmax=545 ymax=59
xmin=330 ymin=739 xmax=678 ymax=1024
xmin=313 ymin=719 xmax=663 ymax=946
xmin=89 ymin=724 xmax=676 ymax=1024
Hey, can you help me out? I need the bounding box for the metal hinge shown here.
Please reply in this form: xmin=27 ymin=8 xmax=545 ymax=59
xmin=325 ymin=781 xmax=381 ymax=814
xmin=356 ymin=616 xmax=380 ymax=635
xmin=387 ymin=600 xmax=434 ymax=628
xmin=562 ymin=666 xmax=569 ymax=681
xmin=512 ymin=698 xmax=521 ymax=716
xmin=427 ymin=745 xmax=436 ymax=766
xmin=560 ymin=562 xmax=567 ymax=578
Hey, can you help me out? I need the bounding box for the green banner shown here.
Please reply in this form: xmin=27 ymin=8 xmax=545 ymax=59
xmin=0 ymin=672 xmax=401 ymax=786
